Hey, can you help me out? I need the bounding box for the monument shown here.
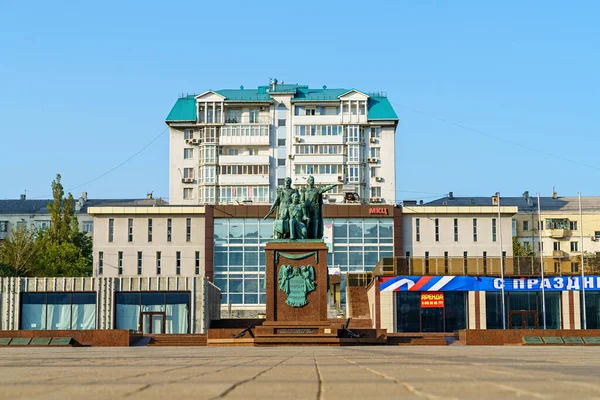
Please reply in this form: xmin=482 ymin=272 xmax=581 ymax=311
xmin=255 ymin=176 xmax=335 ymax=343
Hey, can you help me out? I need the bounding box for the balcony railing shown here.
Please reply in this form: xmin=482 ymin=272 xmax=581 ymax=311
xmin=546 ymin=228 xmax=571 ymax=238
xmin=372 ymin=256 xmax=589 ymax=278
xmin=224 ymin=116 xmax=271 ymax=124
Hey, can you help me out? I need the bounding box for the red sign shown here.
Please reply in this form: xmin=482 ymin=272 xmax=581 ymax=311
xmin=369 ymin=207 xmax=389 ymax=215
xmin=420 ymin=292 xmax=444 ymax=308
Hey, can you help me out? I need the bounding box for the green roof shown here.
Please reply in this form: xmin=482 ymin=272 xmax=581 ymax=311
xmin=165 ymin=96 xmax=196 ymax=121
xmin=166 ymin=86 xmax=398 ymax=122
xmin=368 ymin=97 xmax=398 ymax=120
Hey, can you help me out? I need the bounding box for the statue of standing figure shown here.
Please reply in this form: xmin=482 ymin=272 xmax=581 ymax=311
xmin=264 ymin=177 xmax=298 ymax=239
xmin=301 ymin=175 xmax=336 ymax=239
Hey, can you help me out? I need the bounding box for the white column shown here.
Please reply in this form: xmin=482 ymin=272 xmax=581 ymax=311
xmin=561 ymin=291 xmax=571 ymax=329
xmin=468 ymin=291 xmax=477 ymax=329
xmin=204 ymin=102 xmax=207 ymax=124
xmin=479 ymin=291 xmax=487 ymax=329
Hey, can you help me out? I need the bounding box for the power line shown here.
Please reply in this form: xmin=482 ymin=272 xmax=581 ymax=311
xmin=31 ymin=128 xmax=168 ymax=199
xmin=389 ymin=100 xmax=600 ymax=172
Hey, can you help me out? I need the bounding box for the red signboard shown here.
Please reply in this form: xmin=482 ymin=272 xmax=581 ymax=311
xmin=420 ymin=292 xmax=444 ymax=308
xmin=369 ymin=207 xmax=389 ymax=215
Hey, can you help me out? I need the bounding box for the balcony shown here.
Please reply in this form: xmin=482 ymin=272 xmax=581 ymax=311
xmin=219 ymin=155 xmax=270 ymax=165
xmin=224 ymin=116 xmax=271 ymax=124
xmin=219 ymin=174 xmax=269 ymax=185
xmin=552 ymin=250 xmax=568 ymax=259
xmin=219 ymin=125 xmax=270 ymax=146
xmin=546 ymin=228 xmax=570 ymax=238
xmin=293 ymin=115 xmax=342 ymax=126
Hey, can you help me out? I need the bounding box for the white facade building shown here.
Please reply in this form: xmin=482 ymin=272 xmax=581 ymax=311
xmin=165 ymin=81 xmax=398 ymax=206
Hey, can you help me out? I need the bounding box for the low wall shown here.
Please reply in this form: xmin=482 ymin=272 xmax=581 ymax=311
xmin=460 ymin=329 xmax=600 ymax=345
xmin=0 ymin=330 xmax=133 ymax=347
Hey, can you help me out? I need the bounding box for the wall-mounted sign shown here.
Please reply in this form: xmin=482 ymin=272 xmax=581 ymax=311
xmin=369 ymin=207 xmax=389 ymax=215
xmin=421 ymin=292 xmax=444 ymax=308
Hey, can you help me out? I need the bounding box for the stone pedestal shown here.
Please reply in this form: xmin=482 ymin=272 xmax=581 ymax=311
xmin=263 ymin=240 xmax=329 ymax=325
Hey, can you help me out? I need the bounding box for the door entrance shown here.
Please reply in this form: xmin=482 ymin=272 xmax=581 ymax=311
xmin=509 ymin=311 xmax=538 ymax=329
xmin=141 ymin=312 xmax=165 ymax=334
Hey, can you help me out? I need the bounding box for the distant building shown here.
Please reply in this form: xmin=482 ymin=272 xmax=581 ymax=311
xmin=165 ymin=81 xmax=398 ymax=206
xmin=0 ymin=192 xmax=166 ymax=240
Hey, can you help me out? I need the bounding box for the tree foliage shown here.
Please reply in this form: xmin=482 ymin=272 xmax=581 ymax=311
xmin=0 ymin=174 xmax=93 ymax=277
xmin=512 ymin=237 xmax=536 ymax=258
xmin=0 ymin=225 xmax=38 ymax=276
xmin=583 ymin=252 xmax=600 ymax=275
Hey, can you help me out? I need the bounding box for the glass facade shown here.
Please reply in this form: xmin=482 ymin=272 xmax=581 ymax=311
xmin=486 ymin=291 xmax=561 ymax=329
xmin=115 ymin=292 xmax=190 ymax=334
xmin=582 ymin=292 xmax=600 ymax=329
xmin=21 ymin=292 xmax=96 ymax=330
xmin=214 ymin=217 xmax=394 ymax=306
xmin=396 ymin=292 xmax=467 ymax=333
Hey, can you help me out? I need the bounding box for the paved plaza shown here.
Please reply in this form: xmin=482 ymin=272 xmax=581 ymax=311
xmin=1 ymin=346 xmax=600 ymax=400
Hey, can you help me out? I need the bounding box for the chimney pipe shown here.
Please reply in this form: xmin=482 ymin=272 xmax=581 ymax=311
xmin=448 ymin=192 xmax=454 ymax=200
xmin=146 ymin=193 xmax=153 ymax=200
xmin=20 ymin=194 xmax=26 ymax=201
xmin=81 ymin=191 xmax=88 ymax=202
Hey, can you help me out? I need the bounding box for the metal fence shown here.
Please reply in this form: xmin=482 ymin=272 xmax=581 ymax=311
xmin=373 ymin=257 xmax=589 ymax=277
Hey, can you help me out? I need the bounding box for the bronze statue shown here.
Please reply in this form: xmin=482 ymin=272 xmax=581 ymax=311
xmin=286 ymin=193 xmax=309 ymax=239
xmin=264 ymin=177 xmax=298 ymax=239
xmin=301 ymin=175 xmax=335 ymax=239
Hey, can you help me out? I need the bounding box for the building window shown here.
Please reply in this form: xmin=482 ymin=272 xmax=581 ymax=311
xmin=83 ymin=222 xmax=93 ymax=233
xmin=571 ymin=262 xmax=580 ymax=273
xmin=415 ymin=219 xmax=420 ymax=242
xmin=570 ymin=221 xmax=578 ymax=231
xmin=434 ymin=219 xmax=439 ymax=242
xmin=184 ymin=129 xmax=194 ymax=140
xmin=128 ymin=219 xmax=133 ymax=242
xmin=523 ymin=241 xmax=530 ymax=249
xmin=554 ymin=242 xmax=561 ymax=251
xmin=118 ymin=251 xmax=123 ymax=275
xmin=108 ymin=219 xmax=114 ymax=242
xmin=370 ymin=187 xmax=381 ymax=199
xmin=595 ymin=231 xmax=600 ymax=240
xmin=444 ymin=251 xmax=449 ymax=273
xmin=492 ymin=218 xmax=497 ymax=242
xmin=523 ymin=220 xmax=529 ymax=231
xmin=425 ymin=251 xmax=429 ymax=268
xmin=370 ymin=127 xmax=381 ymax=139
xmin=348 ymin=166 xmax=359 ymax=183
xmin=20 ymin=292 xmax=97 ymax=330
xmin=167 ymin=219 xmax=172 ymax=242
xmin=369 ymin=147 xmax=380 ymax=158
xmin=183 ymin=188 xmax=193 ymax=200
xmin=483 ymin=251 xmax=487 ymax=273
xmin=183 ymin=167 xmax=194 ymax=179
xmin=137 ymin=252 xmax=142 ymax=275
xmin=278 ymin=119 xmax=286 ymax=127
xmin=370 ymin=166 xmax=380 ymax=178
xmin=277 ymin=159 xmax=286 ymax=167
xmin=195 ymin=251 xmax=200 ymax=275
xmin=148 ymin=219 xmax=152 ymax=242
xmin=186 ymin=218 xmax=191 ymax=242
xmin=0 ymin=221 xmax=8 ymax=233
xmin=183 ymin=148 xmax=194 ymax=159
xmin=463 ymin=251 xmax=468 ymax=272
xmin=98 ymin=252 xmax=103 ymax=275
xmin=176 ymin=251 xmax=181 ymax=275
xmin=570 ymin=241 xmax=578 ymax=252
xmin=156 ymin=251 xmax=161 ymax=275
xmin=277 ymin=139 xmax=286 ymax=146
xmin=453 ymin=219 xmax=458 ymax=242
xmin=473 ymin=218 xmax=478 ymax=242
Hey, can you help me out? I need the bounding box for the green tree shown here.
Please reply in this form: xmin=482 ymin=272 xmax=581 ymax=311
xmin=583 ymin=252 xmax=600 ymax=275
xmin=513 ymin=237 xmax=535 ymax=257
xmin=0 ymin=225 xmax=38 ymax=276
xmin=34 ymin=174 xmax=92 ymax=277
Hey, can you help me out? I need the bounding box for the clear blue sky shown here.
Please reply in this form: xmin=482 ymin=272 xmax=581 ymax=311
xmin=1 ymin=1 xmax=598 ymax=202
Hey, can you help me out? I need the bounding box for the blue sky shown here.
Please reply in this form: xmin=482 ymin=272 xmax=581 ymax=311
xmin=1 ymin=1 xmax=598 ymax=202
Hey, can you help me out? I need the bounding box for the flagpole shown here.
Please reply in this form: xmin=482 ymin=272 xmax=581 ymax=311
xmin=497 ymin=192 xmax=506 ymax=329
xmin=537 ymin=193 xmax=546 ymax=329
xmin=580 ymin=192 xmax=587 ymax=329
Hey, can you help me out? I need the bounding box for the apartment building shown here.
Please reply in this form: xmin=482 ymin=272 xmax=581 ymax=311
xmin=0 ymin=193 xmax=165 ymax=240
xmin=165 ymin=80 xmax=398 ymax=206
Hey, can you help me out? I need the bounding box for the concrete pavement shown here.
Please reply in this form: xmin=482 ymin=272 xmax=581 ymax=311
xmin=1 ymin=346 xmax=600 ymax=399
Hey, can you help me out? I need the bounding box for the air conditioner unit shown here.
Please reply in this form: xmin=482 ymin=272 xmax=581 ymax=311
xmin=295 ymin=137 xmax=302 ymax=143
xmin=375 ymin=176 xmax=382 ymax=182
xmin=368 ymin=158 xmax=378 ymax=164
xmin=592 ymin=236 xmax=599 ymax=242
xmin=369 ymin=197 xmax=381 ymax=203
xmin=181 ymin=178 xmax=194 ymax=183
xmin=190 ymin=138 xmax=200 ymax=144
xmin=369 ymin=137 xmax=376 ymax=144
xmin=260 ymin=106 xmax=266 ymax=111
xmin=288 ymin=154 xmax=294 ymax=160
xmin=337 ymin=175 xmax=344 ymax=182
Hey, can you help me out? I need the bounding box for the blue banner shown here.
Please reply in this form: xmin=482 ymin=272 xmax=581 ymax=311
xmin=379 ymin=275 xmax=600 ymax=292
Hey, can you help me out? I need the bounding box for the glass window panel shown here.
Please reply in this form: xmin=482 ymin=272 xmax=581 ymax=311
xmin=229 ymin=252 xmax=243 ymax=266
xmin=396 ymin=292 xmax=421 ymax=332
xmin=244 ymin=277 xmax=259 ymax=293
xmin=214 ymin=221 xmax=228 ymax=244
xmin=71 ymin=293 xmax=97 ymax=330
xmin=229 ymin=294 xmax=243 ymax=304
xmin=244 ymin=222 xmax=259 ymax=241
xmin=334 ymin=249 xmax=348 ymax=267
xmin=244 ymin=251 xmax=258 ymax=266
xmin=444 ymin=292 xmax=467 ymax=332
xmin=229 ymin=277 xmax=243 ymax=293
xmin=213 ymin=278 xmax=228 ymax=293
xmin=21 ymin=293 xmax=46 ymax=330
xmin=46 ymin=293 xmax=71 ymax=330
xmin=229 ymin=220 xmax=244 ymax=243
xmin=244 ymin=294 xmax=258 ymax=304
xmin=379 ymin=221 xmax=393 ymax=237
xmin=141 ymin=292 xmax=165 ymax=312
